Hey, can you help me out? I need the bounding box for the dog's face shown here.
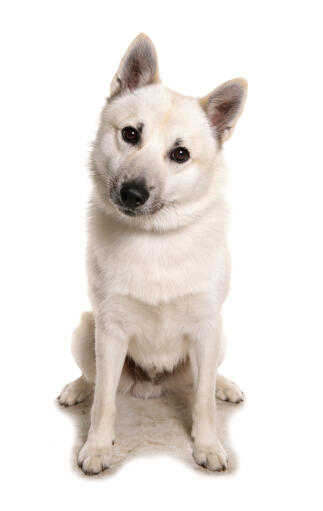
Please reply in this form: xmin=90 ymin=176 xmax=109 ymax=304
xmin=91 ymin=34 xmax=247 ymax=230
xmin=98 ymin=85 xmax=218 ymax=218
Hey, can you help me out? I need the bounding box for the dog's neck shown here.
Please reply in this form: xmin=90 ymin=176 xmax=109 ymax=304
xmin=87 ymin=191 xmax=228 ymax=306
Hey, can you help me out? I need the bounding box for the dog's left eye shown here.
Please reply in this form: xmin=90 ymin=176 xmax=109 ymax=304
xmin=122 ymin=126 xmax=139 ymax=145
xmin=170 ymin=147 xmax=190 ymax=164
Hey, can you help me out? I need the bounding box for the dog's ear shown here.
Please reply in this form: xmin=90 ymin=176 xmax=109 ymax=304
xmin=200 ymin=78 xmax=248 ymax=143
xmin=110 ymin=33 xmax=160 ymax=97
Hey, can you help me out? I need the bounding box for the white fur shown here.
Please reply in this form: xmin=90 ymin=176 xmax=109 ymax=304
xmin=59 ymin=34 xmax=247 ymax=475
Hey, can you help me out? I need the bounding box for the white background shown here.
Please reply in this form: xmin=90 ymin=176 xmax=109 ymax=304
xmin=1 ymin=0 xmax=322 ymax=509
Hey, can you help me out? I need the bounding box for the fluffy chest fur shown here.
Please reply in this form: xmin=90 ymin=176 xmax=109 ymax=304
xmin=127 ymin=299 xmax=191 ymax=373
xmin=88 ymin=199 xmax=229 ymax=306
xmin=87 ymin=201 xmax=230 ymax=372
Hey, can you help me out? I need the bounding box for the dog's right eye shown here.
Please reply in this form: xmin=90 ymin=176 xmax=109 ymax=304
xmin=122 ymin=126 xmax=139 ymax=145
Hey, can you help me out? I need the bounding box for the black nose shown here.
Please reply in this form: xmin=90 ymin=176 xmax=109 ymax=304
xmin=120 ymin=180 xmax=149 ymax=209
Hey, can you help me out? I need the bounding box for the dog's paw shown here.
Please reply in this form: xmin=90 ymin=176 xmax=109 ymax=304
xmin=78 ymin=442 xmax=113 ymax=475
xmin=216 ymin=375 xmax=244 ymax=404
xmin=58 ymin=376 xmax=93 ymax=407
xmin=193 ymin=441 xmax=228 ymax=472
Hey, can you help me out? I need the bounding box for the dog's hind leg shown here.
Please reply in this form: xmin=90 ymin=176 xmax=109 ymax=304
xmin=161 ymin=360 xmax=244 ymax=404
xmin=58 ymin=312 xmax=95 ymax=406
xmin=214 ymin=333 xmax=244 ymax=403
xmin=216 ymin=373 xmax=244 ymax=404
xmin=58 ymin=312 xmax=136 ymax=406
xmin=58 ymin=375 xmax=93 ymax=407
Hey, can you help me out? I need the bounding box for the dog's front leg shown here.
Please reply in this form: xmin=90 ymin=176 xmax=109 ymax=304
xmin=78 ymin=321 xmax=128 ymax=475
xmin=189 ymin=316 xmax=228 ymax=471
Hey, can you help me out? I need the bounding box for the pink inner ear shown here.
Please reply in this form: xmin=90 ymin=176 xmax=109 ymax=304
xmin=211 ymin=108 xmax=225 ymax=127
xmin=211 ymin=103 xmax=231 ymax=128
xmin=128 ymin=60 xmax=141 ymax=90
xmin=128 ymin=74 xmax=139 ymax=90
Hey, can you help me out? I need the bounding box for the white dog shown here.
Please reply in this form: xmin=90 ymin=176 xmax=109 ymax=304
xmin=59 ymin=33 xmax=247 ymax=475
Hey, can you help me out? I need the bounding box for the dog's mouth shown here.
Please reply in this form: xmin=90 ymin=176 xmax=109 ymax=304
xmin=119 ymin=206 xmax=137 ymax=217
xmin=117 ymin=202 xmax=164 ymax=217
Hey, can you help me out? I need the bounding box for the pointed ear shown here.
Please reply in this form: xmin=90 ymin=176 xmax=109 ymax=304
xmin=200 ymin=78 xmax=248 ymax=143
xmin=110 ymin=33 xmax=160 ymax=97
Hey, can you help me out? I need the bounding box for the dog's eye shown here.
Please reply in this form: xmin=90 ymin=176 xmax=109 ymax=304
xmin=170 ymin=147 xmax=190 ymax=164
xmin=122 ymin=126 xmax=139 ymax=145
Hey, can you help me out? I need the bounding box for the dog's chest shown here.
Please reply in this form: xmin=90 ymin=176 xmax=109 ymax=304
xmin=126 ymin=299 xmax=191 ymax=373
xmin=88 ymin=208 xmax=229 ymax=373
xmin=92 ymin=220 xmax=222 ymax=306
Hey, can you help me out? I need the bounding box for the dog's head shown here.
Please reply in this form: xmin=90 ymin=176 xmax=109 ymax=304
xmin=91 ymin=34 xmax=247 ymax=231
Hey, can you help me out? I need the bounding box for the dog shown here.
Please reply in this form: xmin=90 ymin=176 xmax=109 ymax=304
xmin=58 ymin=33 xmax=247 ymax=475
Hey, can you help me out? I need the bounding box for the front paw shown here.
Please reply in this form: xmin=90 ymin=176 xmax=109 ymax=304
xmin=193 ymin=440 xmax=228 ymax=472
xmin=78 ymin=441 xmax=113 ymax=475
